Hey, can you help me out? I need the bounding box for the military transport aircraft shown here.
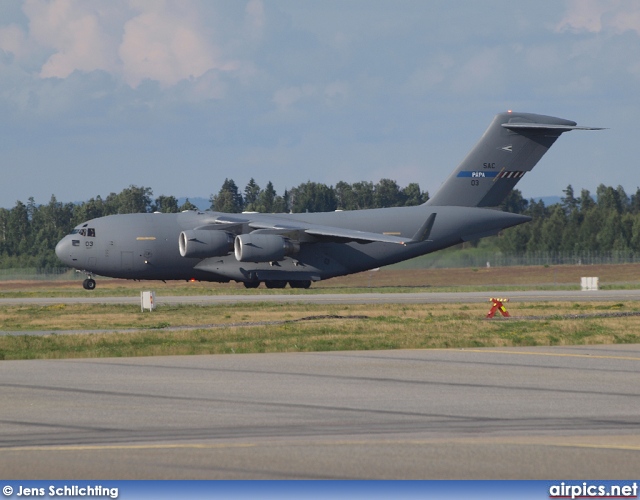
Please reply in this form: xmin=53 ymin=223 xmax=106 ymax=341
xmin=55 ymin=111 xmax=601 ymax=290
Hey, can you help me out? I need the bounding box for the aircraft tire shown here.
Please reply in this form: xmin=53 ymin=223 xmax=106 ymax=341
xmin=265 ymin=280 xmax=287 ymax=289
xmin=83 ymin=278 xmax=96 ymax=290
xmin=243 ymin=281 xmax=260 ymax=289
xmin=289 ymin=280 xmax=311 ymax=289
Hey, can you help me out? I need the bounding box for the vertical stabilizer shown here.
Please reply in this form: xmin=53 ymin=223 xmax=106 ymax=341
xmin=425 ymin=112 xmax=601 ymax=207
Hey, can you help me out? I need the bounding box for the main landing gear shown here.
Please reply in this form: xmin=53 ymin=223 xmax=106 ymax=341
xmin=82 ymin=278 xmax=96 ymax=290
xmin=243 ymin=280 xmax=312 ymax=289
xmin=288 ymin=280 xmax=311 ymax=289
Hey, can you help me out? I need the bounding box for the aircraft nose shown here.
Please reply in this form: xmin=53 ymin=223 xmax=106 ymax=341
xmin=55 ymin=237 xmax=74 ymax=266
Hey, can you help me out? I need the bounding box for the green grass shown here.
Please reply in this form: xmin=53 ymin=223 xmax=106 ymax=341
xmin=1 ymin=301 xmax=640 ymax=360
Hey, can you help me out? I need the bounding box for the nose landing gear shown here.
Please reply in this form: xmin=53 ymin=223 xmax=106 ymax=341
xmin=82 ymin=277 xmax=97 ymax=290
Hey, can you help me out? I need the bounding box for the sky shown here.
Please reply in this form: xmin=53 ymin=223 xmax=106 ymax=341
xmin=1 ymin=0 xmax=639 ymax=209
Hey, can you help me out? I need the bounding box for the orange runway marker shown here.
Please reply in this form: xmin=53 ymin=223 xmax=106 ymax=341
xmin=487 ymin=297 xmax=510 ymax=318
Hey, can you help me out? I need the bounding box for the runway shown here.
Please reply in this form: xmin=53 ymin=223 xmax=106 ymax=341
xmin=1 ymin=345 xmax=640 ymax=479
xmin=2 ymin=288 xmax=640 ymax=306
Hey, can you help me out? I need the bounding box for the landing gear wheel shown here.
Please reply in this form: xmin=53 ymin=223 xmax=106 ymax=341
xmin=265 ymin=280 xmax=287 ymax=289
xmin=83 ymin=278 xmax=96 ymax=290
xmin=243 ymin=281 xmax=260 ymax=289
xmin=289 ymin=280 xmax=311 ymax=289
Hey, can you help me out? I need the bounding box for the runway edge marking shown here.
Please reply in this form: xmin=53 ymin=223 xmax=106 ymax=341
xmin=462 ymin=349 xmax=640 ymax=361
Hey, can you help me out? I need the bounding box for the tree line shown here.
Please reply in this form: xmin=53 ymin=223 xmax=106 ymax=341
xmin=1 ymin=178 xmax=638 ymax=270
xmin=496 ymin=184 xmax=640 ymax=255
xmin=0 ymin=179 xmax=427 ymax=269
xmin=211 ymin=178 xmax=427 ymax=213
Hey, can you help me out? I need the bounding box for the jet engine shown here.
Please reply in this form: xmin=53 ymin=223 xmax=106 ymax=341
xmin=234 ymin=233 xmax=300 ymax=263
xmin=179 ymin=230 xmax=234 ymax=258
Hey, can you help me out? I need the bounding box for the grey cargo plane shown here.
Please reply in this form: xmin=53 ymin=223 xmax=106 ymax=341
xmin=55 ymin=111 xmax=601 ymax=290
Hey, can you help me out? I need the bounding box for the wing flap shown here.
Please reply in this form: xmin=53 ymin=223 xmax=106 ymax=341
xmin=194 ymin=223 xmax=244 ymax=231
xmin=304 ymin=226 xmax=412 ymax=245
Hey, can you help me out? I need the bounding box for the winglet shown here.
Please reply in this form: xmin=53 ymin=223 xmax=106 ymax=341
xmin=410 ymin=213 xmax=436 ymax=243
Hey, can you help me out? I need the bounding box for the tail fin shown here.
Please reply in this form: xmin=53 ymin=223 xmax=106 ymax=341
xmin=425 ymin=111 xmax=602 ymax=207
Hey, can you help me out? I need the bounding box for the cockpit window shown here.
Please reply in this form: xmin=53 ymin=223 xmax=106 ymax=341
xmin=70 ymin=227 xmax=95 ymax=236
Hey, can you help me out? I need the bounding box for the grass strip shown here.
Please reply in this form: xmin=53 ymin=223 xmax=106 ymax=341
xmin=1 ymin=301 xmax=640 ymax=360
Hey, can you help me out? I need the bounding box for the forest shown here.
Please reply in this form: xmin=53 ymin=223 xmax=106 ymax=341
xmin=0 ymin=178 xmax=638 ymax=270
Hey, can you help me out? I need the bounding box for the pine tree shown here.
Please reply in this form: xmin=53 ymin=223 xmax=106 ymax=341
xmin=211 ymin=179 xmax=243 ymax=213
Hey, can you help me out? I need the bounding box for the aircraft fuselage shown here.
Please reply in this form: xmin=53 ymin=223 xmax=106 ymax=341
xmin=54 ymin=111 xmax=600 ymax=289
xmin=55 ymin=206 xmax=529 ymax=285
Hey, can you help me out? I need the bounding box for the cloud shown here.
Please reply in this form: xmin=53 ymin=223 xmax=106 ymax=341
xmin=273 ymin=84 xmax=317 ymax=111
xmin=119 ymin=4 xmax=218 ymax=87
xmin=323 ymin=81 xmax=349 ymax=106
xmin=1 ymin=0 xmax=251 ymax=90
xmin=553 ymin=1 xmax=640 ymax=86
xmin=244 ymin=0 xmax=265 ymax=40
xmin=0 ymin=23 xmax=29 ymax=59
xmin=556 ymin=0 xmax=640 ymax=36
xmin=451 ymin=48 xmax=506 ymax=94
xmin=405 ymin=54 xmax=456 ymax=94
xmin=23 ymin=0 xmax=124 ymax=78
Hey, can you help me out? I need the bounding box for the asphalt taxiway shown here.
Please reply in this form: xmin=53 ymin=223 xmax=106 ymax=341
xmin=2 ymin=288 xmax=640 ymax=306
xmin=1 ymin=345 xmax=639 ymax=479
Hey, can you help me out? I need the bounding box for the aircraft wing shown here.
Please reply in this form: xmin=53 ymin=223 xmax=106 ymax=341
xmin=247 ymin=220 xmax=409 ymax=244
xmin=248 ymin=213 xmax=436 ymax=245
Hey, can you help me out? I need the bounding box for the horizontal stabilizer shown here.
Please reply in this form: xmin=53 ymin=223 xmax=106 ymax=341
xmin=502 ymin=123 xmax=605 ymax=132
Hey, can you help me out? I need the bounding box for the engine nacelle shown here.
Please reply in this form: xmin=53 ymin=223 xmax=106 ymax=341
xmin=179 ymin=230 xmax=234 ymax=258
xmin=234 ymin=233 xmax=300 ymax=263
